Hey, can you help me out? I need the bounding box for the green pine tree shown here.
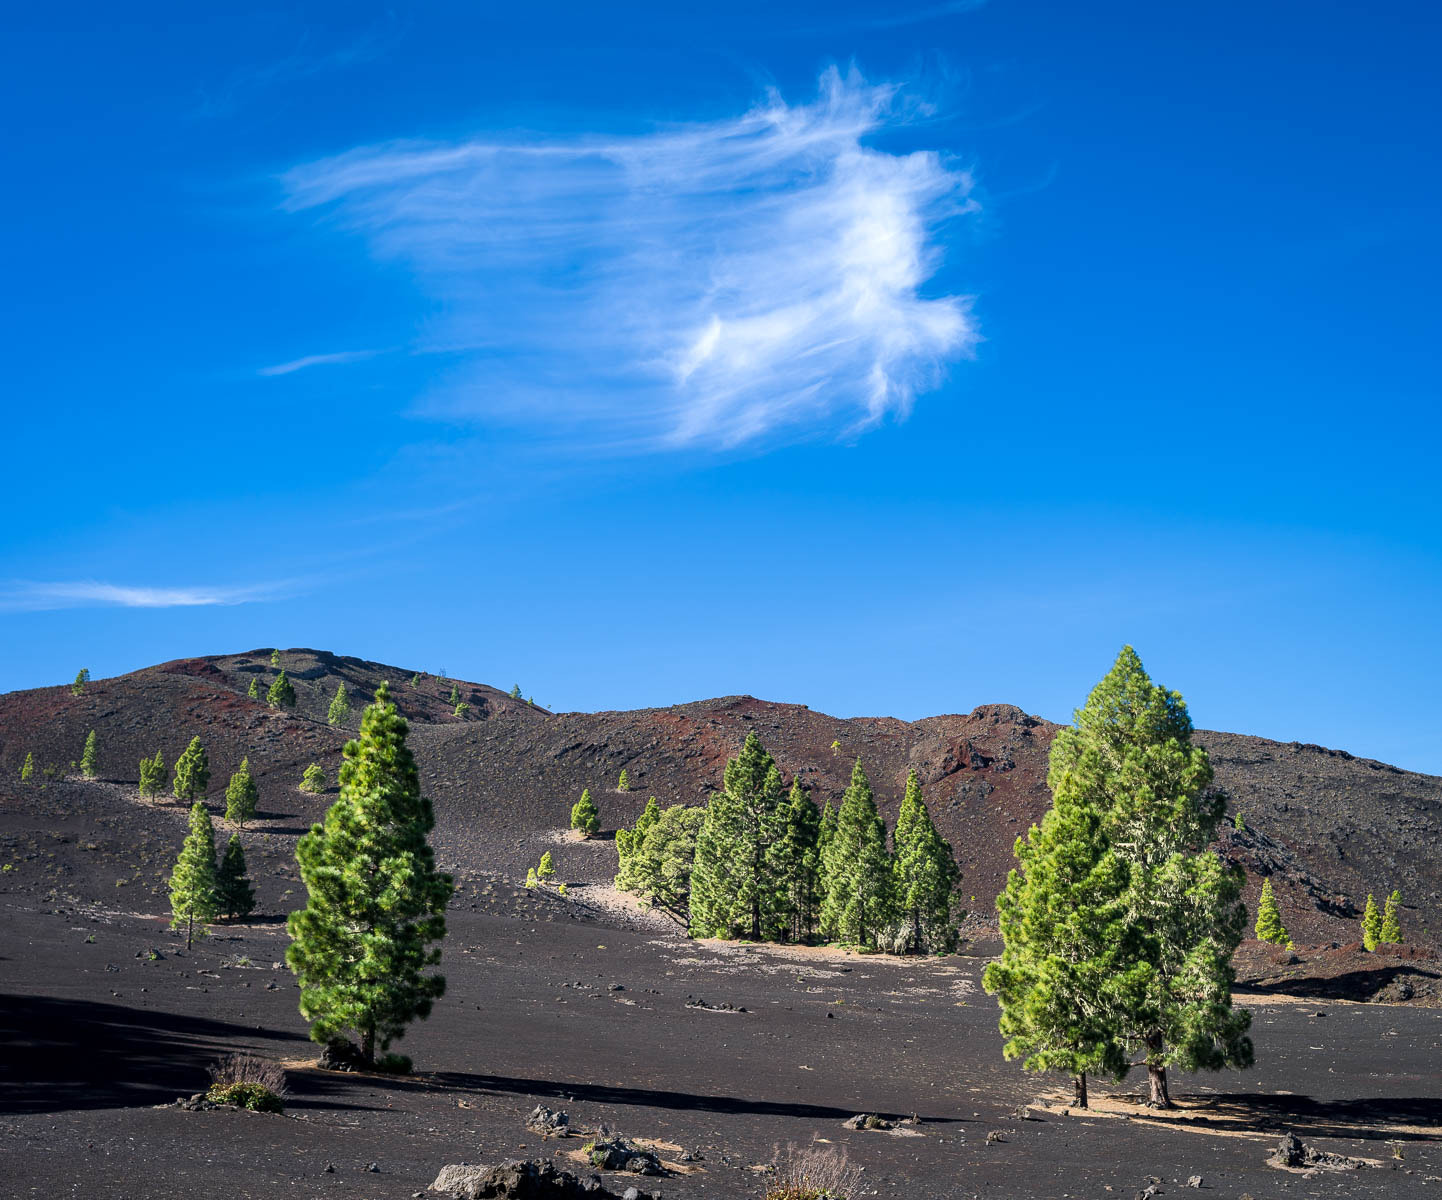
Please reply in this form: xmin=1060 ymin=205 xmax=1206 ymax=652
xmin=248 ymin=676 xmax=261 ymax=700
xmin=71 ymin=668 xmax=90 ymax=696
xmin=571 ymin=788 xmax=600 ymax=838
xmin=892 ymin=769 xmax=961 ymax=954
xmin=818 ymin=759 xmax=894 ymax=948
xmin=509 ymin=684 xmax=522 ymax=699
xmin=286 ymin=683 xmax=454 ymax=1065
xmin=448 ymin=682 xmax=460 ymax=706
xmin=773 ymin=778 xmax=822 ymax=942
xmin=689 ymin=733 xmax=789 ymax=940
xmin=983 ymin=740 xmax=1132 ymax=1110
xmin=410 ymin=673 xmax=421 ymax=687
xmin=818 ymin=799 xmax=837 ymax=861
xmin=538 ymin=850 xmax=556 ymax=880
xmin=1253 ymin=878 xmax=1289 ymax=945
xmin=173 ymin=737 xmax=210 ymax=803
xmin=216 ymin=833 xmax=256 ymax=920
xmin=618 ymin=768 xmax=630 ymax=792
xmin=617 ymin=796 xmax=661 ymax=862
xmin=270 ymin=649 xmax=281 ymax=667
xmin=615 ymin=805 xmax=706 ymax=923
xmin=1380 ymin=890 xmax=1403 ymax=945
xmin=169 ymin=800 xmax=219 ymax=949
xmin=20 ymin=752 xmax=34 ymax=782
xmin=1233 ymin=811 xmax=1245 ymax=832
xmin=327 ymin=682 xmax=351 ymax=727
xmin=1051 ymin=646 xmax=1252 ymax=1108
xmin=299 ymin=763 xmax=326 ymax=794
xmin=1361 ymin=893 xmax=1382 ymax=950
xmin=80 ymin=730 xmax=99 ymax=779
xmin=139 ymin=750 xmax=167 ymax=798
xmin=267 ymin=670 xmax=296 ymax=709
xmin=225 ymin=758 xmax=259 ymax=827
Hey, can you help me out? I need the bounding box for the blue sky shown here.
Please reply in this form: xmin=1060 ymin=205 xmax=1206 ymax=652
xmin=5 ymin=2 xmax=1440 ymax=771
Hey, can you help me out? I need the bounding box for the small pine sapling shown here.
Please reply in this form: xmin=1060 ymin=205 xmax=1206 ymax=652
xmin=525 ymin=867 xmax=538 ymax=888
xmin=618 ymin=768 xmax=630 ymax=791
xmin=327 ymin=683 xmax=351 ymax=727
xmin=538 ymin=851 xmax=556 ymax=881
xmin=20 ymin=752 xmax=34 ymax=782
xmin=571 ymin=789 xmax=600 ymax=838
xmin=225 ymin=758 xmax=259 ymax=826
xmin=267 ymin=670 xmax=296 ymax=709
xmin=1380 ymin=890 xmax=1403 ymax=945
xmin=270 ymin=649 xmax=281 ymax=667
xmin=80 ymin=731 xmax=99 ymax=779
xmin=1361 ymin=893 xmax=1382 ymax=951
xmin=1253 ymin=878 xmax=1289 ymax=946
xmin=453 ymin=702 xmax=469 ymax=717
xmin=299 ymin=763 xmax=325 ymax=794
xmin=509 ymin=684 xmax=522 ymax=699
xmin=449 ymin=683 xmax=460 ymax=706
xmin=71 ymin=668 xmax=90 ymax=697
xmin=247 ymin=677 xmax=261 ymax=700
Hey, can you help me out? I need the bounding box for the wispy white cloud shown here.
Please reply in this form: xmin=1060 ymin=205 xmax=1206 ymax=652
xmin=281 ymin=67 xmax=980 ymax=450
xmin=258 ymin=349 xmax=381 ymax=377
xmin=0 ymin=580 xmax=292 ymax=613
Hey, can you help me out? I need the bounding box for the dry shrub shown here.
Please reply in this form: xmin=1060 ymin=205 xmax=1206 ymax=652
xmin=765 ymin=1143 xmax=863 ymax=1200
xmin=208 ymin=1052 xmax=288 ymax=1098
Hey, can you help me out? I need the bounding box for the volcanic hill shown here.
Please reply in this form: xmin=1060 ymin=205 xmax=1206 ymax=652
xmin=2 ymin=647 xmax=1439 ymax=947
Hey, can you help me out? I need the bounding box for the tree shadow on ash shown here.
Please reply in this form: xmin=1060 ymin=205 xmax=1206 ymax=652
xmin=296 ymin=1066 xmax=965 ymax=1126
xmin=1124 ymin=1092 xmax=1441 ymax=1142
xmin=1236 ymin=964 xmax=1440 ymax=1002
xmin=0 ymin=993 xmax=306 ymax=1114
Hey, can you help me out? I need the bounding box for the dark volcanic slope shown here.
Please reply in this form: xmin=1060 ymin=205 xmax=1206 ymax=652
xmin=2 ymin=648 xmax=1439 ymax=945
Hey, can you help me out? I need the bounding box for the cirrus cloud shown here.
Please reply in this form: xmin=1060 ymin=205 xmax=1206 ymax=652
xmin=281 ymin=67 xmax=980 ymax=450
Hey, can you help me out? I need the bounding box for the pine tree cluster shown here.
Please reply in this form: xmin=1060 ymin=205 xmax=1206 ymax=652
xmin=613 ymin=733 xmax=959 ymax=953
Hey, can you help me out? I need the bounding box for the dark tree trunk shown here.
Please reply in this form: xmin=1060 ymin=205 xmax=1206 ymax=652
xmin=1146 ymin=1062 xmax=1171 ymax=1108
xmin=363 ymin=1026 xmax=376 ymax=1066
xmin=1073 ymin=1072 xmax=1088 ymax=1109
xmin=186 ymin=912 xmax=194 ymax=950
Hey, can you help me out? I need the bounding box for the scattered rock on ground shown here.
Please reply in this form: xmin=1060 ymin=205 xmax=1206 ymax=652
xmin=526 ymin=1105 xmax=571 ymax=1135
xmin=843 ymin=1113 xmax=894 ymax=1130
xmin=585 ymin=1136 xmax=664 ymax=1175
xmin=1267 ymin=1132 xmax=1371 ymax=1171
xmin=432 ymin=1159 xmax=658 ymax=1198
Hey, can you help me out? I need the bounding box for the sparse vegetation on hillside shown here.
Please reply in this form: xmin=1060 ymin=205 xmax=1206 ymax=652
xmin=71 ymin=668 xmax=89 ymax=697
xmin=509 ymin=684 xmax=521 ymax=699
xmin=270 ymin=649 xmax=281 ymax=667
xmin=286 ymin=682 xmax=454 ymax=1066
xmin=299 ymin=763 xmax=325 ymax=794
xmin=617 ymin=768 xmax=630 ymax=791
xmin=247 ymin=676 xmax=261 ymax=700
xmin=21 ymin=751 xmax=34 ymax=782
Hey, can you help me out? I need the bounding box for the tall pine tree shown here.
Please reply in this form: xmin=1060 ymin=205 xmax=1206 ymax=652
xmin=892 ymin=770 xmax=961 ymax=954
xmin=169 ymin=801 xmax=218 ymax=948
xmin=286 ymin=683 xmax=454 ymax=1065
xmin=173 ymin=737 xmax=210 ymax=803
xmin=139 ymin=750 xmax=166 ymax=798
xmin=216 ymin=833 xmax=256 ymax=920
xmin=225 ymin=758 xmax=259 ymax=827
xmin=819 ymin=759 xmax=894 ymax=948
xmin=617 ymin=796 xmax=661 ymax=864
xmin=689 ymin=733 xmax=788 ymax=940
xmin=1052 ymin=646 xmax=1251 ymax=1107
xmin=773 ymin=778 xmax=822 ymax=942
xmin=80 ymin=730 xmax=99 ymax=779
xmin=570 ymin=789 xmax=600 ymax=837
xmin=983 ymin=751 xmax=1132 ymax=1109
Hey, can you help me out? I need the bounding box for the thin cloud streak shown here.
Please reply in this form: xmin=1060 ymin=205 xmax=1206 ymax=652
xmin=259 ymin=349 xmax=381 ymax=376
xmin=0 ymin=580 xmax=294 ymax=613
xmin=281 ymin=67 xmax=980 ymax=451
